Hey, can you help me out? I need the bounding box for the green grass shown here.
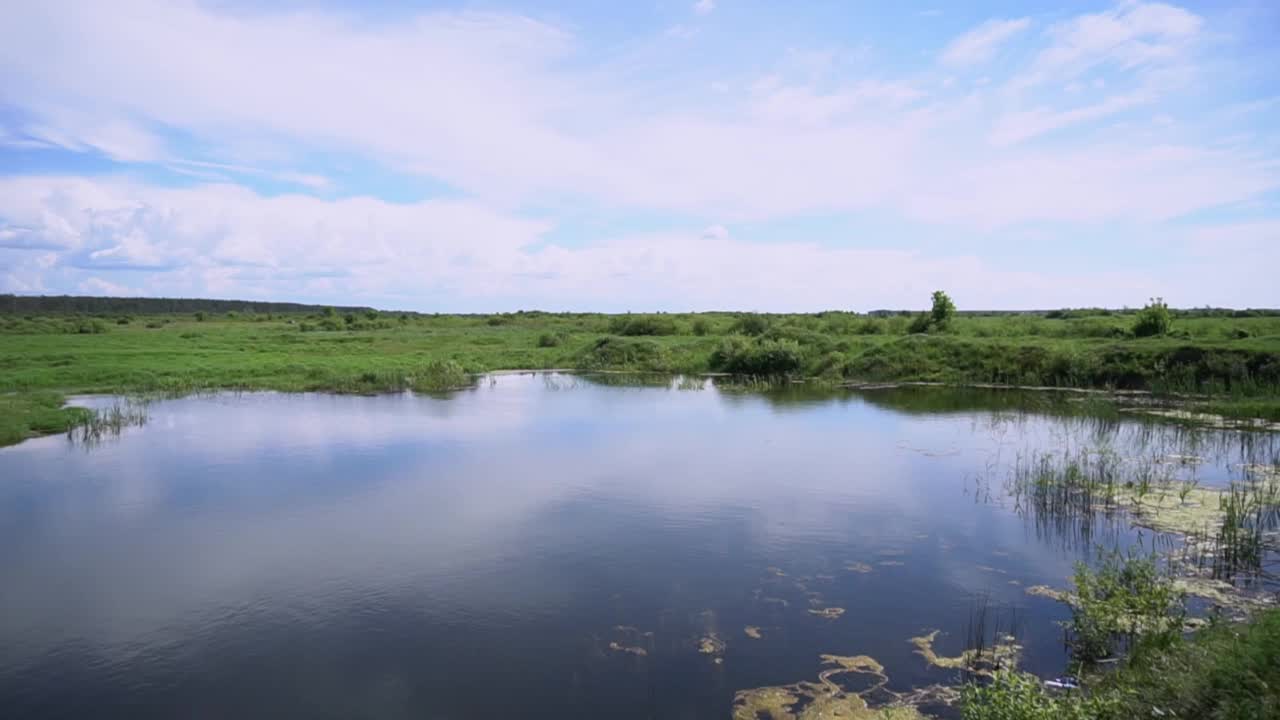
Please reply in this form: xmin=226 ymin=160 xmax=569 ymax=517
xmin=962 ymin=609 xmax=1280 ymax=720
xmin=0 ymin=390 xmax=93 ymax=446
xmin=2 ymin=308 xmax=1279 ymax=445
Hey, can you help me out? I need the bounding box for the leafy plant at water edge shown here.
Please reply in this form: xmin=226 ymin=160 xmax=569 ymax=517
xmin=1068 ymin=552 xmax=1184 ymax=665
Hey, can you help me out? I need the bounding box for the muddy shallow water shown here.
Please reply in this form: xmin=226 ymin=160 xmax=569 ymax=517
xmin=0 ymin=374 xmax=1274 ymax=718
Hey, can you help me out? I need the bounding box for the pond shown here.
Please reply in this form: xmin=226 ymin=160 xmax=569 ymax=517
xmin=0 ymin=373 xmax=1275 ymax=718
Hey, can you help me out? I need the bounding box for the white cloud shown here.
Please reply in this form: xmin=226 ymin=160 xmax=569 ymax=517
xmin=940 ymin=18 xmax=1031 ymax=67
xmin=988 ymin=92 xmax=1152 ymax=145
xmin=1 ymin=175 xmax=1276 ymax=310
xmin=0 ymin=2 xmax=1274 ymax=308
xmin=693 ymin=0 xmax=716 ymax=17
xmin=0 ymin=1 xmax=1267 ymax=228
xmin=79 ymin=277 xmax=133 ymax=296
xmin=1012 ymin=1 xmax=1202 ymax=88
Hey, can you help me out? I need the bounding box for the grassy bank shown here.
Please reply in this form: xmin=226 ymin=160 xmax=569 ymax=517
xmin=2 ymin=305 xmax=1279 ymax=445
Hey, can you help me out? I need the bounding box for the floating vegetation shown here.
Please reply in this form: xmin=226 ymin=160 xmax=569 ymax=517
xmin=808 ymin=607 xmax=845 ymax=620
xmin=878 ymin=560 xmax=905 ymax=567
xmin=605 ymin=625 xmax=653 ymax=658
xmin=744 ymin=626 xmax=763 ymax=639
xmin=909 ymin=630 xmax=1020 ymax=677
xmin=733 ymin=653 xmax=945 ymax=720
xmin=607 ymin=641 xmax=647 ymax=656
xmin=698 ymin=632 xmax=726 ymax=663
xmin=1025 ymin=585 xmax=1070 ymax=602
xmin=844 ymin=561 xmax=874 ymax=573
xmin=767 ymin=566 xmax=788 ymax=577
xmin=976 ymin=565 xmax=1008 ymax=574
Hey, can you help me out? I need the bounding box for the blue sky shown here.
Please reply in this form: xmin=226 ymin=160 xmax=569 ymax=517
xmin=1 ymin=0 xmax=1277 ymax=311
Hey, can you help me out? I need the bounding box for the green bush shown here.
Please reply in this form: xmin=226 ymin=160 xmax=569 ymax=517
xmin=608 ymin=315 xmax=678 ymax=336
xmin=578 ymin=336 xmax=668 ymax=369
xmin=732 ymin=313 xmax=771 ymax=336
xmin=709 ymin=336 xmax=804 ymax=375
xmin=1133 ymin=298 xmax=1172 ymax=337
xmin=931 ymin=290 xmax=956 ymax=327
xmin=1068 ymin=552 xmax=1184 ymax=665
xmin=537 ymin=332 xmax=563 ymax=348
xmin=907 ymin=313 xmax=932 ymax=334
xmin=691 ymin=318 xmax=711 ymax=336
xmin=961 ymin=670 xmax=1114 ymax=720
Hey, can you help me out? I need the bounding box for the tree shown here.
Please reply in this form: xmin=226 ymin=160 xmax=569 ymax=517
xmin=1133 ymin=297 xmax=1172 ymax=337
xmin=930 ymin=290 xmax=956 ymax=327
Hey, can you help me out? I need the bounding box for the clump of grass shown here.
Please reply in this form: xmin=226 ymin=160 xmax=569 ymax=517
xmin=70 ymin=401 xmax=149 ymax=445
xmin=0 ymin=392 xmax=94 ymax=446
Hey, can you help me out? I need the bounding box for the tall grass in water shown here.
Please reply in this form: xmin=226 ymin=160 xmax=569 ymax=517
xmin=70 ymin=401 xmax=148 ymax=445
xmin=1008 ymin=448 xmax=1127 ymax=520
xmin=1191 ymin=468 xmax=1280 ymax=581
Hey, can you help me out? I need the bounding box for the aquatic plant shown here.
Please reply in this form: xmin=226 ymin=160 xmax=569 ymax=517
xmin=69 ymin=401 xmax=149 ymax=445
xmin=1067 ymin=552 xmax=1185 ymax=666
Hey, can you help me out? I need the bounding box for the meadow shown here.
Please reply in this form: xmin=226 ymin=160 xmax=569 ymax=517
xmin=2 ymin=297 xmax=1280 ymax=445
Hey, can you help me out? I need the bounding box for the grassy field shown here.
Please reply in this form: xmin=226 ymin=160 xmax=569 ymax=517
xmin=2 ymin=304 xmax=1280 ymax=445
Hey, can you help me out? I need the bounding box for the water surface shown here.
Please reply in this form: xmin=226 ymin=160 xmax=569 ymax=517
xmin=0 ymin=374 xmax=1271 ymax=718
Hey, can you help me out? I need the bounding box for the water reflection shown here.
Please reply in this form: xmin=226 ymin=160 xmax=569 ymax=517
xmin=0 ymin=375 xmax=1273 ymax=719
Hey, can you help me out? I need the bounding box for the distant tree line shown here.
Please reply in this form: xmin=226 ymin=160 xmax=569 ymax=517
xmin=0 ymin=294 xmax=376 ymax=316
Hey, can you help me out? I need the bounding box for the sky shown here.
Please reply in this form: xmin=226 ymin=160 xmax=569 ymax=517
xmin=0 ymin=0 xmax=1277 ymax=312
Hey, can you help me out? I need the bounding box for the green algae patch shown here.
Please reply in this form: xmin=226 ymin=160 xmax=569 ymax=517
xmin=606 ymin=625 xmax=653 ymax=658
xmin=1025 ymin=585 xmax=1071 ymax=602
xmin=909 ymin=630 xmax=1020 ymax=677
xmin=732 ymin=653 xmax=934 ymax=720
xmin=808 ymin=607 xmax=846 ymax=620
xmin=699 ymin=632 xmax=726 ymax=656
xmin=744 ymin=626 xmax=763 ymax=639
xmin=608 ymin=641 xmax=647 ymax=656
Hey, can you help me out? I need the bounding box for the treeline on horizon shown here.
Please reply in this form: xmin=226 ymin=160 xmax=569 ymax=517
xmin=3 ymin=293 xmax=1278 ymax=318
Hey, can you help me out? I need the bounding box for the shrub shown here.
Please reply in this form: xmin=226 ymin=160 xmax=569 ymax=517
xmin=537 ymin=332 xmax=563 ymax=348
xmin=194 ymin=311 xmax=206 ymax=322
xmin=115 ymin=316 xmax=131 ymax=325
xmin=709 ymin=336 xmax=804 ymax=375
xmin=75 ymin=319 xmax=107 ymax=334
xmin=907 ymin=313 xmax=932 ymax=334
xmin=931 ymin=290 xmax=956 ymax=327
xmin=1068 ymin=552 xmax=1184 ymax=665
xmin=608 ymin=315 xmax=678 ymax=336
xmin=733 ymin=313 xmax=771 ymax=336
xmin=578 ymin=336 xmax=667 ymax=369
xmin=1133 ymin=298 xmax=1172 ymax=337
xmin=364 ymin=310 xmax=379 ymax=321
xmin=691 ymin=318 xmax=711 ymax=336
xmin=961 ymin=670 xmax=1116 ymax=720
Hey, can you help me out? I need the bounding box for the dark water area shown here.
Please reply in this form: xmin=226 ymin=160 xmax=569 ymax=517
xmin=0 ymin=374 xmax=1274 ymax=719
